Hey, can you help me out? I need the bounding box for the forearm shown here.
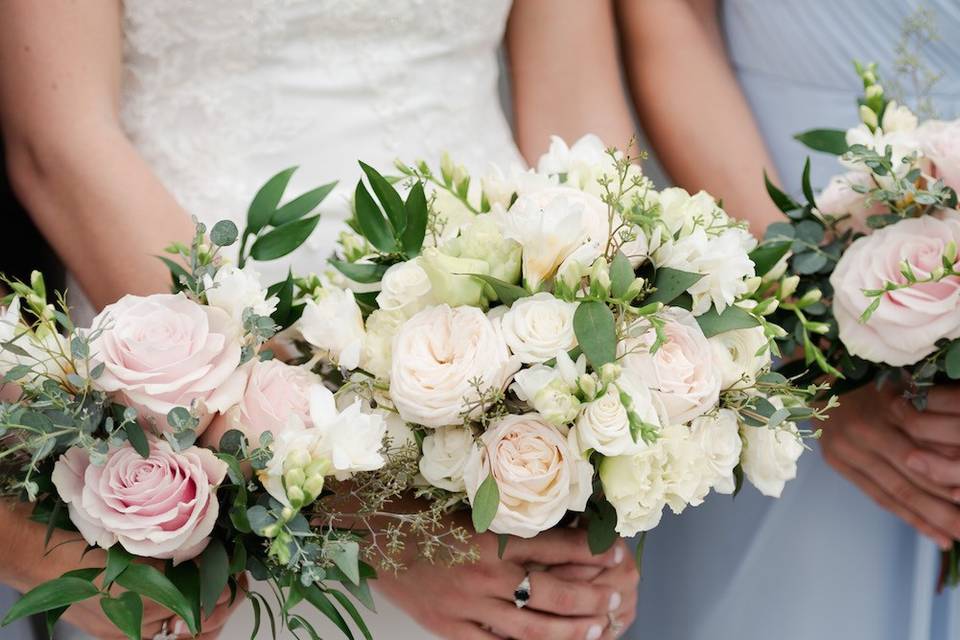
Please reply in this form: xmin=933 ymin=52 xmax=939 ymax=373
xmin=618 ymin=0 xmax=782 ymax=232
xmin=5 ymin=127 xmax=193 ymax=309
xmin=507 ymin=0 xmax=635 ymax=163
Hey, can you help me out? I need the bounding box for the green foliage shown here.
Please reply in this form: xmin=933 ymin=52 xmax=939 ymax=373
xmin=471 ymin=472 xmax=500 ymax=534
xmin=573 ymin=301 xmax=617 ymax=368
xmin=645 ymin=268 xmax=702 ymax=306
xmin=696 ymin=306 xmax=760 ymax=338
xmin=199 ymin=539 xmax=230 ymax=619
xmin=99 ymin=592 xmax=143 ymax=640
xmin=116 ymin=564 xmax=198 ymax=636
xmin=1 ymin=577 xmax=98 ymax=625
xmin=794 ymin=129 xmax=849 ymax=155
xmin=587 ymin=499 xmax=618 ymax=555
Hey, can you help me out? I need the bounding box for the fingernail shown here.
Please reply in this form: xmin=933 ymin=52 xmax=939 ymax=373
xmin=612 ymin=545 xmax=625 ymax=565
xmin=907 ymin=456 xmax=928 ymax=474
xmin=586 ymin=624 xmax=604 ymax=640
xmin=609 ymin=592 xmax=622 ymax=611
xmin=173 ymin=620 xmax=188 ymax=635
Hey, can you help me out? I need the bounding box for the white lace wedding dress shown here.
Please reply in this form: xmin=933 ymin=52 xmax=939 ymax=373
xmin=120 ymin=1 xmax=523 ymax=638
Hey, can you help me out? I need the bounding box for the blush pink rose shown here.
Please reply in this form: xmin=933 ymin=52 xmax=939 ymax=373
xmin=816 ymin=172 xmax=885 ymax=234
xmin=90 ymin=293 xmax=246 ymax=434
xmin=203 ymin=359 xmax=319 ymax=448
xmin=619 ymin=306 xmax=720 ymax=425
xmin=919 ymin=119 xmax=960 ymax=194
xmin=51 ymin=439 xmax=228 ymax=564
xmin=830 ymin=213 xmax=960 ymax=366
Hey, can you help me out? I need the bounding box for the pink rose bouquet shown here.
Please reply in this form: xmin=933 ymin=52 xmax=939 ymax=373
xmin=754 ymin=62 xmax=960 ymax=585
xmin=0 ymin=172 xmax=390 ymax=638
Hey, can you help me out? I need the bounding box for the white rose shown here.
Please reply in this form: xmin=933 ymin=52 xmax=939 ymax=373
xmin=708 ymin=326 xmax=771 ymax=390
xmin=360 ymin=308 xmax=406 ymax=380
xmin=462 ymin=413 xmax=593 ymax=538
xmin=419 ymin=426 xmax=475 ymax=492
xmin=690 ymin=409 xmax=742 ymax=495
xmin=829 ymin=213 xmax=960 ymax=366
xmin=620 ymin=307 xmax=721 ymax=425
xmin=298 ymin=287 xmax=366 ymax=370
xmin=375 ymin=260 xmax=433 ymax=314
xmin=445 ymin=217 xmax=522 ymax=286
xmin=572 ymin=370 xmax=659 ymax=457
xmin=203 ymin=265 xmax=278 ymax=326
xmin=499 ymin=293 xmax=578 ymax=364
xmin=740 ymin=419 xmax=804 ymax=498
xmin=390 ymin=305 xmax=519 ymax=427
xmin=655 ymin=226 xmax=757 ymax=315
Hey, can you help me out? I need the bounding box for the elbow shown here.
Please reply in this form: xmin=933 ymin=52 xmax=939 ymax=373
xmin=4 ymin=135 xmax=47 ymax=209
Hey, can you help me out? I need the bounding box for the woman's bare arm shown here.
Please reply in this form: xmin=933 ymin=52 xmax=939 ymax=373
xmin=0 ymin=0 xmax=194 ymax=310
xmin=617 ymin=0 xmax=783 ymax=231
xmin=507 ymin=0 xmax=636 ymax=163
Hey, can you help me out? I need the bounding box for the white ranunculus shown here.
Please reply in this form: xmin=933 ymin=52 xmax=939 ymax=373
xmin=620 ymin=307 xmax=721 ymax=425
xmin=830 ymin=213 xmax=960 ymax=366
xmin=462 ymin=413 xmax=593 ymax=538
xmin=375 ymin=259 xmax=433 ymax=314
xmin=496 ymin=190 xmax=590 ymax=291
xmin=708 ymin=326 xmax=771 ymax=390
xmin=298 ymin=287 xmax=366 ymax=370
xmin=740 ymin=411 xmax=804 ymax=498
xmin=690 ymin=409 xmax=742 ymax=495
xmin=572 ymin=370 xmax=659 ymax=457
xmin=419 ymin=426 xmax=475 ymax=492
xmin=203 ymin=265 xmax=278 ymax=327
xmin=499 ymin=293 xmax=578 ymax=364
xmin=389 ymin=305 xmax=519 ymax=427
xmin=655 ymin=226 xmax=757 ymax=315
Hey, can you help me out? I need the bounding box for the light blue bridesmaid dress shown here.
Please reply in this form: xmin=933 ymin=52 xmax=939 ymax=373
xmin=630 ymin=2 xmax=960 ymax=639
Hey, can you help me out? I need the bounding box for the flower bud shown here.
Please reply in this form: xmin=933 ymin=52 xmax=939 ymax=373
xmin=303 ymin=474 xmax=325 ymax=501
xmin=440 ymin=152 xmax=455 ymax=185
xmin=865 ymin=84 xmax=884 ymax=100
xmin=558 ymin=259 xmax=586 ymax=291
xmin=859 ymin=105 xmax=878 ymax=130
xmin=280 ymin=506 xmax=295 ymax=522
xmin=284 ymin=449 xmax=311 ymax=471
xmin=284 ymin=467 xmax=306 ymax=489
xmin=798 ymin=289 xmax=822 ymax=306
xmin=286 ymin=485 xmax=306 ymax=508
xmin=944 ymin=240 xmax=958 ymax=264
xmin=577 ymin=373 xmax=598 ymax=400
xmin=589 ymin=258 xmax=611 ymax=297
xmin=743 ymin=276 xmax=762 ymax=296
xmin=623 ymin=277 xmax=646 ymax=301
xmin=262 ymin=523 xmax=282 ymax=538
xmin=599 ymin=363 xmax=621 ymax=384
xmin=779 ymin=275 xmax=800 ymax=299
xmin=807 ymin=322 xmax=831 ymax=334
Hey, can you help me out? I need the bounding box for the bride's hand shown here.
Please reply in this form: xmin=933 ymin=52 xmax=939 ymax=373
xmin=372 ymin=519 xmax=637 ymax=640
xmin=821 ymin=384 xmax=960 ymax=548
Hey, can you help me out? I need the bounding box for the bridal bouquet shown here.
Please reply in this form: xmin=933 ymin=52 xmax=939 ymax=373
xmin=0 ymin=179 xmax=384 ymax=639
xmin=300 ymin=136 xmax=830 ymax=557
xmin=755 ymin=63 xmax=960 ymax=583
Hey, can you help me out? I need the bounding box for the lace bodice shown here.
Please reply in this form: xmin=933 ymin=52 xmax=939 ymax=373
xmin=120 ymin=0 xmax=523 ymax=281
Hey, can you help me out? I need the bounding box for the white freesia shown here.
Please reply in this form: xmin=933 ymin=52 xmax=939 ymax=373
xmin=654 ymin=188 xmax=729 ymax=240
xmin=708 ymin=326 xmax=770 ymax=390
xmin=462 ymin=413 xmax=593 ymax=538
xmin=298 ymin=287 xmax=366 ymax=370
xmin=499 ymin=293 xmax=578 ymax=363
xmin=0 ymin=298 xmax=21 ymax=375
xmin=511 ymin=352 xmax=585 ymax=426
xmin=390 ymin=305 xmax=518 ymax=427
xmin=843 ymin=115 xmax=922 ymax=186
xmin=481 ymin=163 xmax=554 ymax=210
xmin=203 ymin=265 xmax=278 ymax=327
xmin=572 ymin=371 xmax=659 ymax=457
xmin=881 ymin=101 xmax=919 ymax=133
xmin=375 ymin=259 xmax=432 ymax=314
xmin=419 ymin=426 xmax=475 ymax=492
xmin=655 ymin=226 xmax=757 ymax=314
xmin=309 ymin=385 xmax=386 ymax=479
xmin=690 ymin=409 xmax=742 ymax=494
xmin=620 ymin=307 xmax=721 ymax=425
xmin=741 ymin=415 xmax=804 ymax=498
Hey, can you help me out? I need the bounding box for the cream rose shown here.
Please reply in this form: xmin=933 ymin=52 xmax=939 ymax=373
xmin=499 ymin=293 xmax=578 ymax=364
xmin=419 ymin=426 xmax=475 ymax=492
xmin=740 ymin=420 xmax=804 ymax=498
xmin=375 ymin=259 xmax=433 ymax=314
xmin=89 ymin=293 xmax=245 ymax=434
xmin=462 ymin=413 xmax=593 ymax=538
xmin=572 ymin=371 xmax=659 ymax=457
xmin=389 ymin=305 xmax=519 ymax=427
xmin=690 ymin=409 xmax=742 ymax=495
xmin=830 ymin=213 xmax=960 ymax=366
xmin=708 ymin=326 xmax=771 ymax=390
xmin=298 ymin=287 xmax=366 ymax=370
xmin=204 ymin=359 xmax=318 ymax=447
xmin=51 ymin=440 xmax=227 ymax=563
xmin=620 ymin=307 xmax=721 ymax=425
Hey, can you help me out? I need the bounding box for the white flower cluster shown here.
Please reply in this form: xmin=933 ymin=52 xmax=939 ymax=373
xmin=302 ymin=136 xmax=811 ymax=539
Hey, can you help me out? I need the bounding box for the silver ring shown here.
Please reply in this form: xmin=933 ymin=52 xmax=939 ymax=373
xmin=513 ymin=573 xmax=532 ymax=609
xmin=608 ymin=611 xmax=625 ymax=636
xmin=153 ymin=620 xmax=178 ymax=640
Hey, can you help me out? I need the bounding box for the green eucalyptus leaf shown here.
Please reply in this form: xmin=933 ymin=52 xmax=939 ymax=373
xmin=792 ymin=251 xmax=829 ymax=275
xmin=2 ymin=577 xmax=99 ymax=625
xmin=794 ymin=128 xmax=849 ymax=155
xmin=360 ymin=161 xmax=406 ymax=232
xmin=646 ymin=268 xmax=703 ymax=306
xmin=573 ymin=301 xmax=617 ymax=368
xmin=354 ymin=182 xmax=398 ymax=253
xmin=248 ymin=167 xmax=297 ymax=234
xmin=99 ymin=592 xmax=143 ymax=640
xmin=210 ymin=220 xmax=239 ymax=247
xmin=328 ymin=540 xmax=361 ymax=586
xmin=124 ymin=421 xmax=150 ymax=459
xmin=471 ymin=473 xmax=500 ymax=534
xmin=696 ymin=305 xmax=760 ymax=338
xmin=250 ymin=216 xmax=321 ymax=261
xmin=609 ymin=251 xmax=634 ymax=299
xmin=272 ymin=182 xmax=337 ymax=226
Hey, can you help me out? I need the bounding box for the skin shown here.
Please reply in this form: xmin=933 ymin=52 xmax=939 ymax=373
xmin=0 ymin=1 xmax=641 ymax=637
xmin=617 ymin=0 xmax=960 ymax=551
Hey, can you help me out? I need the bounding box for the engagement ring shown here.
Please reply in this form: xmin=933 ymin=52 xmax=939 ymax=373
xmin=513 ymin=573 xmax=532 ymax=609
